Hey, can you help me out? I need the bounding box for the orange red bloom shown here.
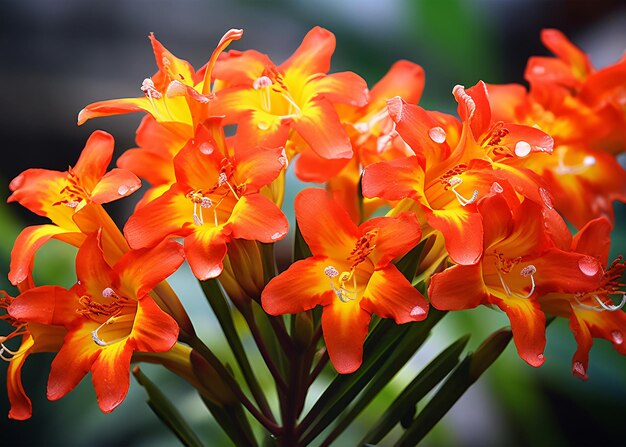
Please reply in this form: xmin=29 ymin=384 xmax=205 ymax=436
xmin=261 ymin=189 xmax=428 ymax=373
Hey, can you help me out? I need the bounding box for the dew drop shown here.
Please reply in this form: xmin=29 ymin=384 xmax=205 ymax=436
xmin=578 ymin=256 xmax=600 ymax=277
xmin=271 ymin=232 xmax=283 ymax=241
xmin=410 ymin=306 xmax=426 ymax=317
xmin=514 ymin=141 xmax=532 ymax=157
xmin=533 ymin=65 xmax=546 ymax=75
xmin=612 ymin=330 xmax=623 ymax=345
xmin=118 ymin=185 xmax=130 ymax=195
xmin=583 ymin=155 xmax=596 ymax=167
xmin=257 ymin=121 xmax=270 ymax=130
xmin=538 ymin=187 xmax=553 ymax=209
xmin=572 ymin=361 xmax=586 ymax=378
xmin=490 ymin=182 xmax=504 ymax=194
xmin=199 ymin=142 xmax=214 ymax=155
xmin=428 ymin=126 xmax=446 ymax=144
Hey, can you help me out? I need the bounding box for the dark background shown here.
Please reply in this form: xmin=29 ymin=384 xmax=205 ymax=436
xmin=1 ymin=0 xmax=625 ymax=445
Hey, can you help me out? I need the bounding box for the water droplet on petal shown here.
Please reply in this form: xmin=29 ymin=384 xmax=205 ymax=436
xmin=410 ymin=306 xmax=426 ymax=317
xmin=428 ymin=126 xmax=446 ymax=144
xmin=514 ymin=141 xmax=532 ymax=157
xmin=490 ymin=182 xmax=504 ymax=194
xmin=539 ymin=187 xmax=553 ymax=209
xmin=271 ymin=232 xmax=283 ymax=241
xmin=533 ymin=65 xmax=546 ymax=75
xmin=118 ymin=185 xmax=130 ymax=195
xmin=257 ymin=121 xmax=270 ymax=130
xmin=578 ymin=256 xmax=600 ymax=277
xmin=572 ymin=361 xmax=586 ymax=378
xmin=199 ymin=142 xmax=214 ymax=155
xmin=583 ymin=155 xmax=596 ymax=166
xmin=612 ymin=330 xmax=623 ymax=345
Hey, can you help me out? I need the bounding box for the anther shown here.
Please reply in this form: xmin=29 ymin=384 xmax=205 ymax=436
xmin=516 ymin=264 xmax=537 ymax=299
xmin=253 ymin=76 xmax=272 ymax=90
xmin=324 ymin=266 xmax=339 ymax=278
xmin=218 ymin=172 xmax=228 ymax=186
xmin=102 ymin=287 xmax=116 ymax=298
xmin=140 ymin=78 xmax=162 ymax=99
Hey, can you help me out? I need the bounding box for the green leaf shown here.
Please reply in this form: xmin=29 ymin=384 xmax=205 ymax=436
xmin=395 ymin=328 xmax=512 ymax=446
xmin=133 ymin=366 xmax=205 ymax=447
xmin=299 ymin=310 xmax=447 ymax=445
xmin=361 ymin=335 xmax=469 ymax=445
xmin=200 ymin=279 xmax=273 ymax=415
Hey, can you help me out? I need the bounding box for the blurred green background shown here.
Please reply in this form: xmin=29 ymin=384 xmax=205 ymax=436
xmin=1 ymin=0 xmax=626 ymax=445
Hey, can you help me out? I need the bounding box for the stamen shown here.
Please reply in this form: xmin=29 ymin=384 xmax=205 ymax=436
xmin=254 ymin=76 xmax=273 ymax=112
xmin=448 ymin=176 xmax=478 ymax=206
xmin=517 ymin=265 xmax=537 ymax=299
xmin=594 ymin=293 xmax=626 ymax=311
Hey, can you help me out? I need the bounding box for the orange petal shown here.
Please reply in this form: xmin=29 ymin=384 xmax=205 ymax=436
xmin=490 ymin=295 xmax=546 ymax=367
xmin=427 ymin=208 xmax=483 ymax=265
xmin=115 ymin=239 xmax=185 ymax=298
xmin=370 ymin=60 xmax=425 ymax=107
xmin=130 ymin=296 xmax=179 ymax=353
xmin=362 ymin=156 xmax=423 ymax=201
xmin=295 ymin=188 xmax=359 ymax=259
xmin=261 ymin=257 xmax=334 ymax=315
xmin=90 ymin=168 xmax=141 ymax=204
xmin=149 ymin=33 xmax=197 ymax=91
xmin=294 ymin=147 xmax=348 ymax=183
xmin=47 ymin=322 xmax=101 ymax=402
xmin=212 ymin=49 xmax=273 ymax=86
xmin=571 ymin=217 xmax=612 ymax=263
xmin=361 ymin=265 xmax=428 ymax=324
xmin=229 ymin=194 xmax=288 ymax=243
xmin=321 ymin=298 xmax=371 ymax=374
xmin=91 ymin=339 xmax=133 ymax=413
xmin=9 ymin=286 xmax=78 ymax=326
xmin=293 ymin=98 xmax=352 ymax=159
xmin=7 ymin=335 xmax=34 ymax=420
xmin=312 ymin=71 xmax=369 ymax=107
xmin=124 ymin=184 xmax=192 ymax=248
xmin=73 ymin=131 xmax=115 ymax=189
xmin=429 ymin=264 xmax=487 ymax=310
xmin=568 ymin=309 xmax=592 ymax=380
xmin=75 ymin=233 xmax=116 ymax=298
xmin=9 ymin=224 xmax=82 ymax=286
xmin=235 ymin=146 xmax=287 ymax=192
xmin=280 ymin=27 xmax=335 ymax=75
xmin=184 ymin=226 xmax=229 ymax=280
xmin=359 ymin=212 xmax=421 ymax=267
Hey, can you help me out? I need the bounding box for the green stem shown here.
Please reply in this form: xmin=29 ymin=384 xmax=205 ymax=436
xmin=189 ymin=336 xmax=281 ymax=436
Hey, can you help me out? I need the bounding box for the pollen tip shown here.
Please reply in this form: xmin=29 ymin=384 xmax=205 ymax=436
xmin=572 ymin=361 xmax=587 ymax=380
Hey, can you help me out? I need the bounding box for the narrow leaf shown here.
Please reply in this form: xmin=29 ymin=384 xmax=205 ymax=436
xmin=133 ymin=366 xmax=205 ymax=447
xmin=395 ymin=328 xmax=512 ymax=446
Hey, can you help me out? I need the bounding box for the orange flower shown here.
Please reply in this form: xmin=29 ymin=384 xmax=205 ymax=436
xmin=429 ymin=194 xmax=604 ymax=367
xmin=78 ymin=29 xmax=243 ymax=135
xmin=1 ymin=288 xmax=66 ymax=420
xmin=212 ymin=27 xmax=368 ymax=161
xmin=123 ymin=123 xmax=288 ymax=280
xmin=8 ymin=233 xmax=184 ymax=413
xmin=261 ymin=189 xmax=428 ymax=374
xmin=7 ymin=131 xmax=139 ymax=285
xmin=539 ymin=217 xmax=626 ymax=379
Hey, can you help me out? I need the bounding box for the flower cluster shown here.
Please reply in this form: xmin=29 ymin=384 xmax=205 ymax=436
xmin=2 ymin=26 xmax=625 ymax=426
